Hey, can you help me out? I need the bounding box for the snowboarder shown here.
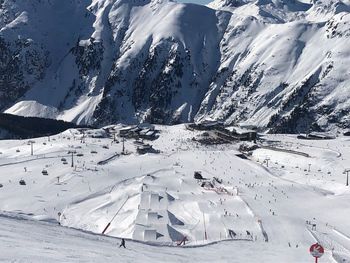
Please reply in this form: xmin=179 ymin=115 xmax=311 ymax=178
xmin=119 ymin=238 xmax=126 ymax=248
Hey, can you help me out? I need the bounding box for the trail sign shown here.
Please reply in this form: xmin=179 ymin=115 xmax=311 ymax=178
xmin=310 ymin=243 xmax=324 ymax=262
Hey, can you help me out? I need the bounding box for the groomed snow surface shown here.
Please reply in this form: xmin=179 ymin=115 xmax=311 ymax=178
xmin=0 ymin=125 xmax=349 ymax=262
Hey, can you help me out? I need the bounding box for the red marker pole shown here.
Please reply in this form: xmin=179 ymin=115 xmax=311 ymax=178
xmin=102 ymin=197 xmax=129 ymax=235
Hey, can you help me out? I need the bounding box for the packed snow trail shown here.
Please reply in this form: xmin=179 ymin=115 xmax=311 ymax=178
xmin=0 ymin=213 xmax=328 ymax=262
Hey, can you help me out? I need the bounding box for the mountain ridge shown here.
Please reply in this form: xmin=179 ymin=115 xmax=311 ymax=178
xmin=1 ymin=0 xmax=349 ymax=132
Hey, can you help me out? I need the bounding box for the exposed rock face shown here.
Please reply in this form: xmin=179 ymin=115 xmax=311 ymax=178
xmin=1 ymin=0 xmax=350 ymax=133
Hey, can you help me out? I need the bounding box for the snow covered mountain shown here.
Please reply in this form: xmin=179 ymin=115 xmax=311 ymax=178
xmin=1 ymin=0 xmax=350 ymax=132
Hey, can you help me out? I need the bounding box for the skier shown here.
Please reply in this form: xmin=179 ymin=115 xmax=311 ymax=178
xmin=119 ymin=238 xmax=126 ymax=248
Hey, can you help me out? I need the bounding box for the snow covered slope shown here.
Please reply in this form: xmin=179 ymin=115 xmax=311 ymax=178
xmin=0 ymin=125 xmax=350 ymax=261
xmin=0 ymin=213 xmax=315 ymax=262
xmin=1 ymin=0 xmax=350 ymax=132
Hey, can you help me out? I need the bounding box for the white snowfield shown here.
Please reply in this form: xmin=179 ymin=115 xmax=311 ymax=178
xmin=0 ymin=124 xmax=349 ymax=262
xmin=0 ymin=213 xmax=311 ymax=263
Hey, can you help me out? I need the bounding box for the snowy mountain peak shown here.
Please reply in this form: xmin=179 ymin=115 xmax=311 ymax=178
xmin=207 ymin=0 xmax=249 ymax=9
xmin=307 ymin=0 xmax=350 ymax=21
xmin=1 ymin=0 xmax=350 ymax=132
xmin=208 ymin=0 xmax=313 ymax=21
xmin=208 ymin=0 xmax=350 ymax=20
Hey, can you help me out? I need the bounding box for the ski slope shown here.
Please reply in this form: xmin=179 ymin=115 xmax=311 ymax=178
xmin=0 ymin=213 xmax=313 ymax=263
xmin=0 ymin=125 xmax=349 ymax=261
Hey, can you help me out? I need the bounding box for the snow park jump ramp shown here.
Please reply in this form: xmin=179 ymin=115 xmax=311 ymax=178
xmin=61 ymin=170 xmax=262 ymax=246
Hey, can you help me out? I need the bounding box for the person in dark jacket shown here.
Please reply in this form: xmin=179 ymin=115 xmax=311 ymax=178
xmin=119 ymin=238 xmax=126 ymax=248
